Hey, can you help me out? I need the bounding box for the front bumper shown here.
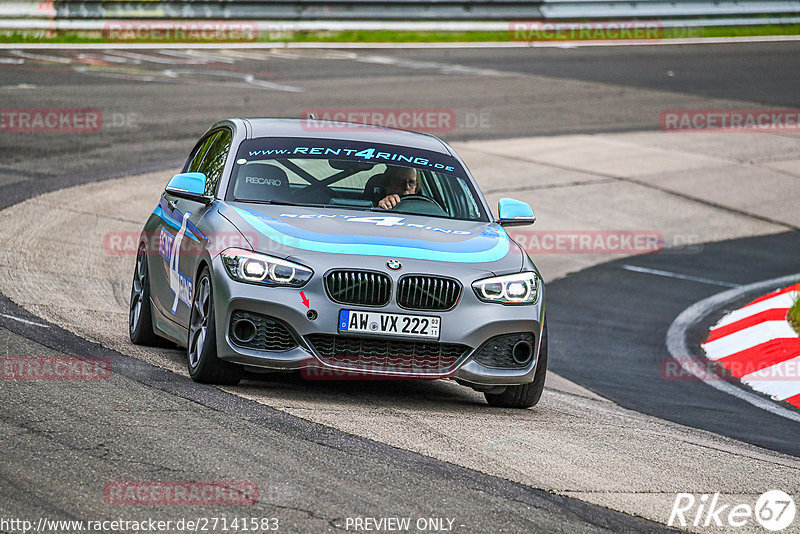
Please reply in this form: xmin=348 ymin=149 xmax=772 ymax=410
xmin=210 ymin=255 xmax=545 ymax=386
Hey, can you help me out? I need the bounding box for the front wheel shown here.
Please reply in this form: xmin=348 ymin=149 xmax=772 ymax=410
xmin=485 ymin=319 xmax=548 ymax=409
xmin=187 ymin=267 xmax=243 ymax=385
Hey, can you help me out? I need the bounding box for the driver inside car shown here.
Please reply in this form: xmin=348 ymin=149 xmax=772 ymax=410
xmin=377 ymin=165 xmax=418 ymax=210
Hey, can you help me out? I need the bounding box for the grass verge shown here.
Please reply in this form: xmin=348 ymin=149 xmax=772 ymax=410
xmin=788 ymin=291 xmax=800 ymax=336
xmin=0 ymin=24 xmax=798 ymax=44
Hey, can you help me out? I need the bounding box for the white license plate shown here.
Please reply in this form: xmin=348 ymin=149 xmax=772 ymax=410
xmin=338 ymin=310 xmax=440 ymax=339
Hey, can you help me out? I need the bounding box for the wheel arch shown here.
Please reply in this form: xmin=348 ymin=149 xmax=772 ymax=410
xmin=194 ymin=257 xmax=211 ymax=286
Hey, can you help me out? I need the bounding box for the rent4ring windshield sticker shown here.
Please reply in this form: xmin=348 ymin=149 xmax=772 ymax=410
xmin=339 ymin=310 xmax=440 ymax=340
xmin=237 ymin=138 xmax=463 ymax=174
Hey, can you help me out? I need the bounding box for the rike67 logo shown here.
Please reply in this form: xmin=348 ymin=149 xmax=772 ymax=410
xmin=669 ymin=491 xmax=795 ymax=531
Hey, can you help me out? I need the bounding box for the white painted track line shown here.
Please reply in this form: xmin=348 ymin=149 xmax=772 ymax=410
xmin=0 ymin=312 xmax=50 ymax=328
xmin=622 ymin=265 xmax=741 ymax=288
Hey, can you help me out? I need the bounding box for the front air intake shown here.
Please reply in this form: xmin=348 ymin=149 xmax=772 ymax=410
xmin=306 ymin=334 xmax=468 ymax=375
xmin=229 ymin=311 xmax=297 ymax=352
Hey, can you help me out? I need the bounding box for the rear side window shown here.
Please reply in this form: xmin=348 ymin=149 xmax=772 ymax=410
xmin=197 ymin=129 xmax=232 ymax=196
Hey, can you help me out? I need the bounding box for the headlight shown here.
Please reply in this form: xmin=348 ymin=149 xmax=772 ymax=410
xmin=221 ymin=248 xmax=313 ymax=287
xmin=472 ymin=272 xmax=540 ymax=304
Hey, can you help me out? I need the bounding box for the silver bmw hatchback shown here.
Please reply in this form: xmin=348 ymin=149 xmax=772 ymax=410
xmin=129 ymin=118 xmax=546 ymax=408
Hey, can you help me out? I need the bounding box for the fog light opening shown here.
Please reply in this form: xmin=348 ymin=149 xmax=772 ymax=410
xmin=232 ymin=319 xmax=257 ymax=344
xmin=512 ymin=340 xmax=533 ymax=365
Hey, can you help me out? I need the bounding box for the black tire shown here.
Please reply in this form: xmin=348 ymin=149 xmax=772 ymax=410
xmin=187 ymin=267 xmax=243 ymax=385
xmin=129 ymin=245 xmax=162 ymax=346
xmin=485 ymin=319 xmax=548 ymax=409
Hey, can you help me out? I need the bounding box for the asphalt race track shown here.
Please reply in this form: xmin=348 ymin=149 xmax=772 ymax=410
xmin=548 ymin=230 xmax=800 ymax=456
xmin=1 ymin=43 xmax=799 ymax=532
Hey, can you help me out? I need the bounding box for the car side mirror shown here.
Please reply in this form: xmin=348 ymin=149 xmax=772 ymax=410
xmin=165 ymin=172 xmax=213 ymax=205
xmin=496 ymin=198 xmax=535 ymax=227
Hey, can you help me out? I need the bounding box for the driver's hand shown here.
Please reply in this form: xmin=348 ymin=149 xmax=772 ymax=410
xmin=378 ymin=194 xmax=401 ymax=210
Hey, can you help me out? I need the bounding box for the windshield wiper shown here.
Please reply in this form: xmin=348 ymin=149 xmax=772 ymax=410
xmin=326 ymin=198 xmax=374 ymax=209
xmin=233 ymin=199 xmax=323 ymax=207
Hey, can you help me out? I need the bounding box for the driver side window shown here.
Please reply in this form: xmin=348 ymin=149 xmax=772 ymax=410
xmin=185 ymin=134 xmax=216 ymax=173
xmin=197 ymin=129 xmax=232 ymax=197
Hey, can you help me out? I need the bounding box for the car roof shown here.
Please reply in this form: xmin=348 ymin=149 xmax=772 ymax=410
xmin=238 ymin=118 xmax=453 ymax=155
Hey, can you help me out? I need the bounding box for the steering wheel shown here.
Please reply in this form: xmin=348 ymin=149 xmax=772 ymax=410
xmin=393 ymin=195 xmax=447 ymax=216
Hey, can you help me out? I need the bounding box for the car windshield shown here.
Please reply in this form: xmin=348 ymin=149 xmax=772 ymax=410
xmin=227 ymin=138 xmax=488 ymax=221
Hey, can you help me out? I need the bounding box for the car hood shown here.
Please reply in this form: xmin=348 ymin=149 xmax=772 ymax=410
xmin=218 ymin=202 xmax=524 ymax=273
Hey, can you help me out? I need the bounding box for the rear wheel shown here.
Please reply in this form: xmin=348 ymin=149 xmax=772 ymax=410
xmin=187 ymin=267 xmax=243 ymax=385
xmin=485 ymin=319 xmax=548 ymax=409
xmin=129 ymin=245 xmax=162 ymax=346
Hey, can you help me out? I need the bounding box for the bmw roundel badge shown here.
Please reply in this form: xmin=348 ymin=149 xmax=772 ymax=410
xmin=386 ymin=259 xmax=402 ymax=271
